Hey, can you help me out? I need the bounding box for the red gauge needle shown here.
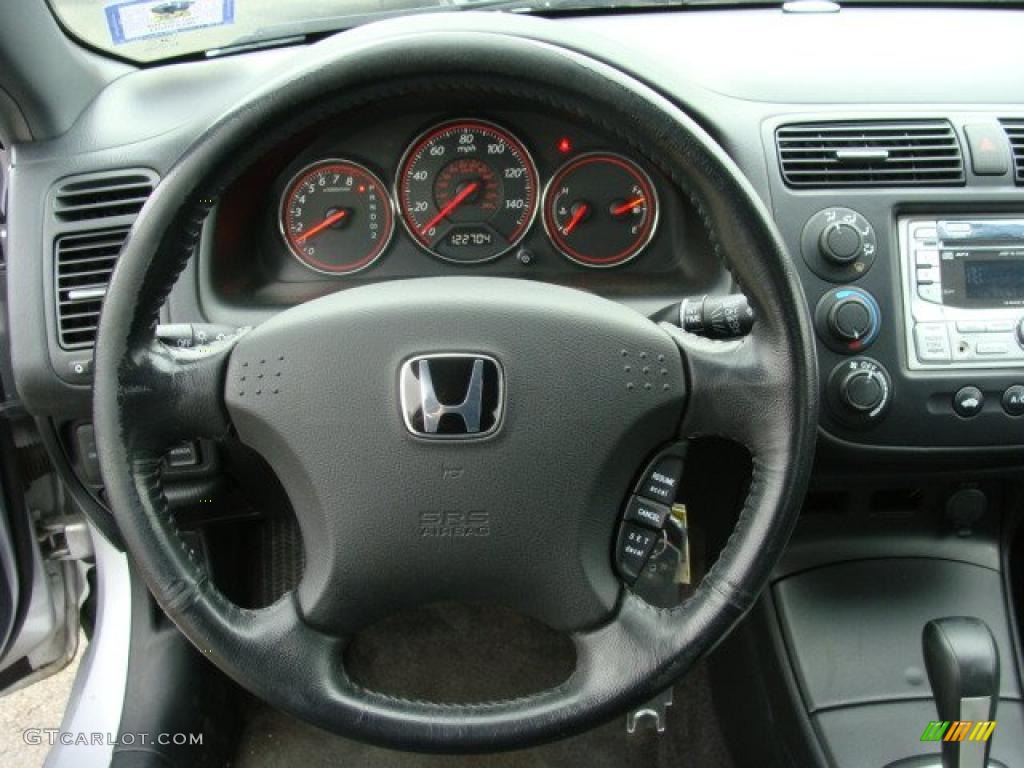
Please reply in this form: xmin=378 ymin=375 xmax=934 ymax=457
xmin=611 ymin=197 xmax=646 ymax=216
xmin=561 ymin=203 xmax=589 ymax=236
xmin=296 ymin=209 xmax=348 ymax=243
xmin=419 ymin=181 xmax=480 ymax=235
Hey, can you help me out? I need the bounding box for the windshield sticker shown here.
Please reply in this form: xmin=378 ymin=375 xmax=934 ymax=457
xmin=105 ymin=0 xmax=234 ymax=45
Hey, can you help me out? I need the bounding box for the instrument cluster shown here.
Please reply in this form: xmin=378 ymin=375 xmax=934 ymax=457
xmin=276 ymin=117 xmax=661 ymax=276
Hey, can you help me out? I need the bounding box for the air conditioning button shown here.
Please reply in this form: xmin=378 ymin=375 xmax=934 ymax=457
xmin=1002 ymin=385 xmax=1024 ymax=417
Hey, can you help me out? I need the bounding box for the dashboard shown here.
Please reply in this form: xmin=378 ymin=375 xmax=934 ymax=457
xmin=5 ymin=7 xmax=1024 ymax=460
xmin=210 ymin=101 xmax=717 ymax=311
xmin=4 ymin=11 xmax=1024 ymax=766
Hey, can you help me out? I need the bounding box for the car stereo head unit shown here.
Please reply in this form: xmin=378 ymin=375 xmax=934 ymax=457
xmin=900 ymin=217 xmax=1024 ymax=370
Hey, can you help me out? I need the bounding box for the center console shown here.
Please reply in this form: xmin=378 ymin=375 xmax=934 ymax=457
xmin=740 ymin=113 xmax=1024 ymax=768
xmin=901 ymin=217 xmax=1024 ymax=373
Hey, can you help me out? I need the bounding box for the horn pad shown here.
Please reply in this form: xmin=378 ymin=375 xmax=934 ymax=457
xmin=224 ymin=277 xmax=685 ymax=635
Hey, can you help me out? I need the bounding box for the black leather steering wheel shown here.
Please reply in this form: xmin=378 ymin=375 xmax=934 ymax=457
xmin=93 ymin=15 xmax=817 ymax=753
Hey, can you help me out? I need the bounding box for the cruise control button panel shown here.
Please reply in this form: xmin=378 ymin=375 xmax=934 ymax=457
xmin=614 ymin=446 xmax=687 ymax=584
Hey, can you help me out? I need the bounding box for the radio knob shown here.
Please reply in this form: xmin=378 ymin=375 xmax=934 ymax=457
xmin=1018 ymin=317 xmax=1024 ymax=348
xmin=819 ymin=222 xmax=863 ymax=265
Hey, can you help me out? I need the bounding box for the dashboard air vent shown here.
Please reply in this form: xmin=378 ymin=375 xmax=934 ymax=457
xmin=53 ymin=171 xmax=155 ymax=222
xmin=1000 ymin=119 xmax=1024 ymax=185
xmin=50 ymin=169 xmax=156 ymax=351
xmin=55 ymin=228 xmax=131 ymax=349
xmin=776 ymin=120 xmax=965 ymax=188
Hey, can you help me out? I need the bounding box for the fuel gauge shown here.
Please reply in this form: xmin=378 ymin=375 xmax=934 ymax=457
xmin=542 ymin=153 xmax=658 ymax=268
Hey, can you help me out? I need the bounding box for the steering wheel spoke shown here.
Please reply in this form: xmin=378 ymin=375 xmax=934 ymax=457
xmin=668 ymin=321 xmax=795 ymax=462
xmin=118 ymin=332 xmax=241 ymax=457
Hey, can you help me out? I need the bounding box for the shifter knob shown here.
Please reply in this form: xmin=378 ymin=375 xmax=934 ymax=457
xmin=923 ymin=617 xmax=1000 ymax=768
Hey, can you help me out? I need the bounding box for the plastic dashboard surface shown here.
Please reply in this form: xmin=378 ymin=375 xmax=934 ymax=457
xmin=5 ymin=7 xmax=1024 ymax=456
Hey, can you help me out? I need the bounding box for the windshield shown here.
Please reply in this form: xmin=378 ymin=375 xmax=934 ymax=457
xmin=47 ymin=0 xmax=599 ymax=63
xmin=46 ymin=0 xmax=1009 ymax=64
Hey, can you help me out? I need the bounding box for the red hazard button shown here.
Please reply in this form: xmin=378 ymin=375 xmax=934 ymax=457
xmin=964 ymin=123 xmax=1009 ymax=176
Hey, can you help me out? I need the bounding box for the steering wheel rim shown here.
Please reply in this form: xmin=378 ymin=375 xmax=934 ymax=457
xmin=93 ymin=15 xmax=818 ymax=753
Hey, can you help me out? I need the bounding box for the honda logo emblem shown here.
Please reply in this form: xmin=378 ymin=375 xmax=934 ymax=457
xmin=399 ymin=354 xmax=503 ymax=439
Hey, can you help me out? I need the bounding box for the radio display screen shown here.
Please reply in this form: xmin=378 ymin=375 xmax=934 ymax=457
xmin=964 ymin=259 xmax=1024 ymax=300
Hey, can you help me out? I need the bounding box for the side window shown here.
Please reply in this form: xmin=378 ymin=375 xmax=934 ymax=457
xmin=0 ymin=146 xmax=6 ymax=262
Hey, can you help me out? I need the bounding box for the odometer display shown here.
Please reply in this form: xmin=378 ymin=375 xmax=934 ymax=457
xmin=396 ymin=120 xmax=538 ymax=263
xmin=280 ymin=160 xmax=394 ymax=275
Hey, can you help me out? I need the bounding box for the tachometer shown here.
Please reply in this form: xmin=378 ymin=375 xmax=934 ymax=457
xmin=543 ymin=153 xmax=658 ymax=268
xmin=280 ymin=159 xmax=394 ymax=275
xmin=396 ymin=120 xmax=539 ymax=264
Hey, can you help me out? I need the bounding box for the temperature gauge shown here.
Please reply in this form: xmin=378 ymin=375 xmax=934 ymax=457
xmin=542 ymin=153 xmax=658 ymax=268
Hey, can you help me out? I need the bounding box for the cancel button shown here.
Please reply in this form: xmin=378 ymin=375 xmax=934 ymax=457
xmin=625 ymin=496 xmax=671 ymax=529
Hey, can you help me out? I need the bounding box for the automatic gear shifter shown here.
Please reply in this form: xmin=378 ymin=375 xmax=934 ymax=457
xmin=887 ymin=617 xmax=1004 ymax=768
xmin=923 ymin=617 xmax=1001 ymax=768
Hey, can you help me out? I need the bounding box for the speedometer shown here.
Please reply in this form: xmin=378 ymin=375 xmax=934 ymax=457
xmin=396 ymin=120 xmax=539 ymax=264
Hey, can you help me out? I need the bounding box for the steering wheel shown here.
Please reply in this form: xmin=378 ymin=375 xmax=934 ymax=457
xmin=93 ymin=15 xmax=817 ymax=753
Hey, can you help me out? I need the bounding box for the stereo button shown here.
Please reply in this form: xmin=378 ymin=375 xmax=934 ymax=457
xmin=915 ymin=249 xmax=940 ymax=268
xmin=916 ymin=267 xmax=939 ymax=284
xmin=986 ymin=321 xmax=1014 ymax=333
xmin=915 ymin=323 xmax=951 ymax=362
xmin=918 ymin=285 xmax=942 ymax=303
xmin=976 ymin=342 xmax=1009 ymax=356
xmin=956 ymin=321 xmax=987 ymax=333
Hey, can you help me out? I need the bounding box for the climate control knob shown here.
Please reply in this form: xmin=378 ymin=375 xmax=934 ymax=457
xmin=815 ymin=287 xmax=881 ymax=353
xmin=800 ymin=207 xmax=878 ymax=282
xmin=827 ymin=358 xmax=892 ymax=426
xmin=819 ymin=221 xmax=863 ymax=265
xmin=839 ymin=368 xmax=885 ymax=412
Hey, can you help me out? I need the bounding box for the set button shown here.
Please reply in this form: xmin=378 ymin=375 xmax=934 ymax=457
xmin=615 ymin=524 xmax=659 ymax=582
